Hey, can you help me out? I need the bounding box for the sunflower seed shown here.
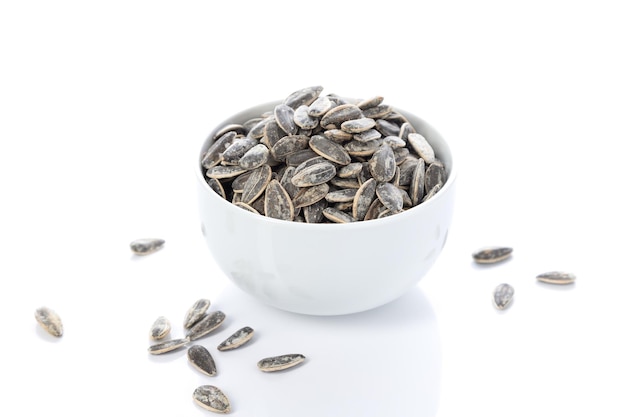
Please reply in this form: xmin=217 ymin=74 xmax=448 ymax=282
xmin=293 ymin=183 xmax=329 ymax=208
xmin=399 ymin=121 xmax=417 ymax=140
xmin=493 ymin=283 xmax=514 ymax=310
xmin=337 ymin=162 xmax=363 ymax=178
xmin=285 ymin=149 xmax=318 ymax=167
xmin=192 ymin=385 xmax=231 ymax=413
xmin=408 ymin=158 xmax=425 ymax=206
xmin=34 ymin=307 xmax=63 ymax=337
xmin=248 ymin=116 xmax=272 ymax=139
xmin=362 ymin=104 xmax=392 ymax=119
xmin=369 ymin=143 xmax=396 ymax=182
xmin=330 ymin=177 xmax=361 ymax=189
xmin=239 ymin=144 xmax=269 ymax=170
xmin=262 ymin=118 xmax=284 ymax=148
xmin=382 ymin=135 xmax=406 ymax=148
xmin=340 ymin=117 xmax=376 ymax=133
xmin=183 ymin=298 xmax=211 ymax=329
xmin=186 ymin=311 xmax=226 ymax=341
xmin=188 ymin=345 xmax=217 ymax=376
xmin=271 ymin=134 xmax=310 ymax=161
xmin=291 ymin=162 xmax=336 ymax=187
xmin=283 ymin=85 xmax=323 ymax=109
xmin=217 ymin=326 xmax=254 ymax=351
xmin=320 ymin=103 xmax=363 ymax=129
xmin=207 ymin=178 xmax=226 ymax=199
xmin=364 ymin=198 xmax=385 ymax=221
xmin=353 ymin=128 xmax=382 ymax=143
xmin=536 ymin=271 xmax=576 ymax=285
xmin=274 ymin=103 xmax=298 ymax=135
xmin=473 ymin=247 xmax=513 ymax=264
xmin=205 ymin=165 xmax=248 ymax=179
xmin=308 ymin=95 xmax=333 ymax=117
xmin=202 ymin=131 xmax=237 ymax=169
xmin=264 ymin=180 xmax=295 ymax=221
xmin=357 ymin=95 xmax=384 ymax=109
xmin=344 ymin=139 xmax=382 ymax=157
xmin=326 ymin=188 xmax=357 ymax=203
xmin=231 ymin=171 xmax=252 ymax=193
xmin=425 ymin=161 xmax=446 ymax=193
xmin=213 ymin=123 xmax=246 ymax=139
xmin=422 ymin=181 xmax=442 ymax=201
xmin=352 ymin=178 xmax=377 ymax=220
xmin=257 ymin=354 xmax=306 ymax=372
xmin=303 ymin=199 xmax=328 ymax=223
xmin=278 ymin=166 xmax=300 ymax=198
xmin=242 ymin=164 xmax=272 ymax=204
xmin=407 ymin=132 xmax=436 ymax=164
xmin=376 ymin=183 xmax=403 ymax=213
xmin=323 ymin=128 xmax=353 ymax=142
xmin=376 ymin=119 xmax=400 ymax=136
xmin=150 ymin=316 xmax=171 ymax=340
xmin=293 ymin=105 xmax=319 ymax=130
xmin=309 ymin=135 xmax=352 ymax=165
xmin=130 ymin=238 xmax=165 ymax=256
xmin=148 ymin=338 xmax=189 ymax=355
xmin=221 ymin=137 xmax=257 ymax=165
xmin=322 ymin=207 xmax=356 ymax=223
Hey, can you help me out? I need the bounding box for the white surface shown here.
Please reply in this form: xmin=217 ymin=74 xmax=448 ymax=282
xmin=1 ymin=1 xmax=625 ymax=416
xmin=197 ymin=101 xmax=456 ymax=315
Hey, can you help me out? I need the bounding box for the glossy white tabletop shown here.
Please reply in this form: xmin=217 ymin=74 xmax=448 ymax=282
xmin=1 ymin=1 xmax=625 ymax=416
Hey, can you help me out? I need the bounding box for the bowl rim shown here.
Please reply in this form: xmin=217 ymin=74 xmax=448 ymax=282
xmin=196 ymin=100 xmax=456 ymax=230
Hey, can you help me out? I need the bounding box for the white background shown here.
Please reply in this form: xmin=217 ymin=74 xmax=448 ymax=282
xmin=2 ymin=1 xmax=625 ymax=416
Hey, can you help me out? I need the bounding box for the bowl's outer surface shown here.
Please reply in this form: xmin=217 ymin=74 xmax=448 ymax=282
xmin=197 ymin=101 xmax=456 ymax=315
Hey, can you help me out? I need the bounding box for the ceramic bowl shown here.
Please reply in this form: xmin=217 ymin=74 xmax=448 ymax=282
xmin=196 ymin=101 xmax=456 ymax=315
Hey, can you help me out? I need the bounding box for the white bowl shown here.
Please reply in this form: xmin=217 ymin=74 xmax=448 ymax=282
xmin=196 ymin=101 xmax=456 ymax=315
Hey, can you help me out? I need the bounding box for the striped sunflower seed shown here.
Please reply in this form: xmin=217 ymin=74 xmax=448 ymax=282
xmin=425 ymin=161 xmax=446 ymax=193
xmin=192 ymin=385 xmax=231 ymax=413
xmin=188 ymin=345 xmax=217 ymax=376
xmin=357 ymin=95 xmax=384 ymax=109
xmin=303 ymin=199 xmax=328 ymax=223
xmin=293 ymin=105 xmax=319 ymax=129
xmin=337 ymin=162 xmax=363 ymax=178
xmin=493 ymin=283 xmax=514 ymax=310
xmin=183 ymin=298 xmax=211 ymax=329
xmin=205 ymin=165 xmax=248 ymax=179
xmin=309 ymin=135 xmax=352 ymax=166
xmin=353 ymin=178 xmax=377 ymax=220
xmin=320 ymin=103 xmax=363 ymax=129
xmin=274 ymin=103 xmax=298 ymax=135
xmin=201 ymin=131 xmax=236 ymax=169
xmin=422 ymin=182 xmax=442 ymax=202
xmin=221 ymin=137 xmax=257 ymax=165
xmin=473 ymin=247 xmax=513 ymax=264
xmin=340 ymin=117 xmax=376 ymax=133
xmin=217 ymin=326 xmax=254 ymax=351
xmin=264 ymin=180 xmax=295 ymax=221
xmin=271 ymin=135 xmax=310 ymax=161
xmin=262 ymin=118 xmax=284 ymax=148
xmin=291 ymin=162 xmax=337 ymax=187
xmin=407 ymin=133 xmax=436 ymax=164
xmin=207 ymin=178 xmax=226 ymax=199
xmin=369 ymin=143 xmax=396 ymax=182
xmin=239 ymin=144 xmax=269 ymax=170
xmin=148 ymin=338 xmax=190 ymax=355
xmin=293 ymin=183 xmax=329 ymax=208
xmin=186 ymin=311 xmax=226 ymax=341
xmin=283 ymin=85 xmax=323 ymax=109
xmin=362 ymin=104 xmax=392 ymax=119
xmin=130 ymin=238 xmax=165 ymax=256
xmin=242 ymin=164 xmax=272 ymax=204
xmin=399 ymin=121 xmax=417 ymax=140
xmin=257 ymin=353 xmax=306 ymax=372
xmin=308 ymin=95 xmax=333 ymax=117
xmin=323 ymin=128 xmax=352 ymax=142
xmin=376 ymin=183 xmax=404 ymax=213
xmin=325 ymin=188 xmax=357 ymax=203
xmin=353 ymin=128 xmax=382 ymax=143
xmin=536 ymin=271 xmax=576 ymax=285
xmin=322 ymin=207 xmax=357 ymax=223
xmin=150 ymin=316 xmax=171 ymax=340
xmin=344 ymin=139 xmax=382 ymax=157
xmin=409 ymin=158 xmax=426 ymax=206
xmin=34 ymin=307 xmax=63 ymax=337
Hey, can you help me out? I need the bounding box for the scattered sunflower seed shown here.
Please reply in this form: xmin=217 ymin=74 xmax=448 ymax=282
xmin=257 ymin=353 xmax=306 ymax=372
xmin=493 ymin=283 xmax=515 ymax=310
xmin=192 ymin=385 xmax=231 ymax=414
xmin=148 ymin=338 xmax=190 ymax=355
xmin=473 ymin=247 xmax=513 ymax=264
xmin=34 ymin=307 xmax=63 ymax=337
xmin=188 ymin=345 xmax=217 ymax=376
xmin=150 ymin=316 xmax=171 ymax=340
xmin=536 ymin=271 xmax=576 ymax=285
xmin=217 ymin=326 xmax=254 ymax=351
xmin=186 ymin=311 xmax=226 ymax=341
xmin=183 ymin=298 xmax=211 ymax=329
xmin=264 ymin=180 xmax=294 ymax=221
xmin=130 ymin=238 xmax=165 ymax=256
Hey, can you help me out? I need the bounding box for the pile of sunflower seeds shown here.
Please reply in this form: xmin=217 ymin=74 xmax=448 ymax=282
xmin=148 ymin=298 xmax=306 ymax=414
xmin=201 ymin=86 xmax=447 ymax=223
xmin=472 ymin=246 xmax=576 ymax=310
